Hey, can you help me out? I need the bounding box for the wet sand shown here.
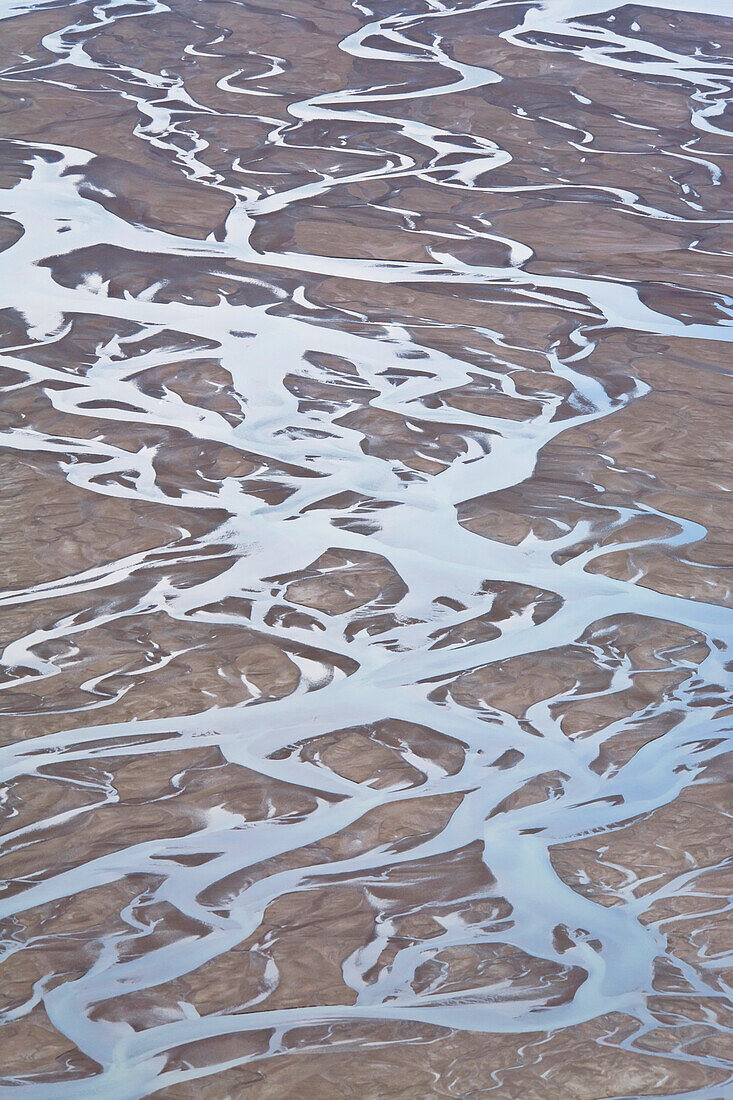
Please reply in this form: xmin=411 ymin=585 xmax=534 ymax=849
xmin=0 ymin=0 xmax=732 ymax=1097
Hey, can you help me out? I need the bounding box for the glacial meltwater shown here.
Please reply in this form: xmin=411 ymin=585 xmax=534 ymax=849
xmin=0 ymin=0 xmax=732 ymax=1096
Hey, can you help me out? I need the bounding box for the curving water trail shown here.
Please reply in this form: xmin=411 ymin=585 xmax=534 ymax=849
xmin=0 ymin=0 xmax=732 ymax=1096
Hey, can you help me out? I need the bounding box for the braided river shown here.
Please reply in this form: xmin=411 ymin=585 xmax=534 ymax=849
xmin=0 ymin=0 xmax=732 ymax=1096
